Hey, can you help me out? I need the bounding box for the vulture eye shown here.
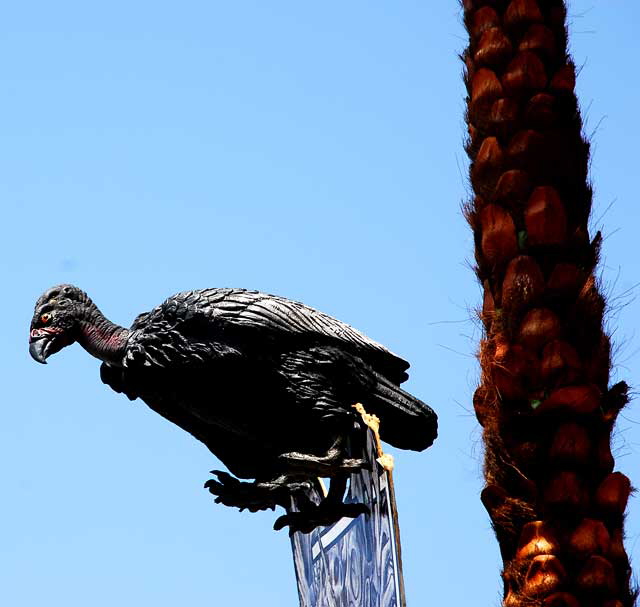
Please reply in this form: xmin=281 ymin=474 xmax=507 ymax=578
xmin=41 ymin=313 xmax=52 ymax=324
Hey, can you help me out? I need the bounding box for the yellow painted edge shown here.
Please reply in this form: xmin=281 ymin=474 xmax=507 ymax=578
xmin=352 ymin=402 xmax=395 ymax=472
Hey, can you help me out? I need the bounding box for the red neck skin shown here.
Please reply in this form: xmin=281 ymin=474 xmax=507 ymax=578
xmin=76 ymin=304 xmax=129 ymax=365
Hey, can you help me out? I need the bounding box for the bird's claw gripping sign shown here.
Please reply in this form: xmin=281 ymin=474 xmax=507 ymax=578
xmin=289 ymin=428 xmax=406 ymax=607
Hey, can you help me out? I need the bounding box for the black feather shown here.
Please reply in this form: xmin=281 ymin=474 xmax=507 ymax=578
xmin=32 ymin=284 xmax=437 ymax=483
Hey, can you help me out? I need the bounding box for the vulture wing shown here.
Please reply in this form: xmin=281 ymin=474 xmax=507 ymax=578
xmin=130 ymin=289 xmax=410 ymax=383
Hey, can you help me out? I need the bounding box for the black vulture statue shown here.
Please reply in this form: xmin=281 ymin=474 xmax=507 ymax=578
xmin=29 ymin=284 xmax=437 ymax=531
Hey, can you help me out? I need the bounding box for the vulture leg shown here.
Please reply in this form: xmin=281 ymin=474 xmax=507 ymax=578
xmin=273 ymin=473 xmax=369 ymax=534
xmin=279 ymin=434 xmax=366 ymax=474
xmin=205 ymin=470 xmax=314 ymax=513
xmin=278 ymin=418 xmax=368 ymax=475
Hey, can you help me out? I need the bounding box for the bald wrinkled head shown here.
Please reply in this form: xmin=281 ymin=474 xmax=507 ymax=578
xmin=29 ymin=284 xmax=89 ymax=363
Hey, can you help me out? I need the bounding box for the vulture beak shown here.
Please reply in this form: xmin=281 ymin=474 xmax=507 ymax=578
xmin=29 ymin=336 xmax=49 ymax=364
xmin=29 ymin=328 xmax=65 ymax=364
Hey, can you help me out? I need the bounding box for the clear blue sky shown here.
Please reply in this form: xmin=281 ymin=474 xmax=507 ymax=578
xmin=3 ymin=2 xmax=640 ymax=605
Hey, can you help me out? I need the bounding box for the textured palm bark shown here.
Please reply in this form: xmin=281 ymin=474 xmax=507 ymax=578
xmin=462 ymin=2 xmax=635 ymax=606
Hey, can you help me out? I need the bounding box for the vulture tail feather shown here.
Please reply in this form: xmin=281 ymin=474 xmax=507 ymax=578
xmin=365 ymin=372 xmax=437 ymax=452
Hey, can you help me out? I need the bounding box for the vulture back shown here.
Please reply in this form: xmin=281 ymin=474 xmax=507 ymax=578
xmin=132 ymin=288 xmax=411 ymax=384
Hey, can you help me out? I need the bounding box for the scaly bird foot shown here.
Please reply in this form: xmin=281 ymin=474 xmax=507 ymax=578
xmin=204 ymin=471 xmax=313 ymax=513
xmin=274 ymin=500 xmax=370 ymax=534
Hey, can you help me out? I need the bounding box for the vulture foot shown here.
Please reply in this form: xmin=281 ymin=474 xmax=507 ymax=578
xmin=204 ymin=471 xmax=313 ymax=512
xmin=275 ymin=471 xmax=368 ymax=534
xmin=273 ymin=499 xmax=369 ymax=534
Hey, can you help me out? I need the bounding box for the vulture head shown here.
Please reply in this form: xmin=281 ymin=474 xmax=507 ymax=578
xmin=29 ymin=284 xmax=89 ymax=363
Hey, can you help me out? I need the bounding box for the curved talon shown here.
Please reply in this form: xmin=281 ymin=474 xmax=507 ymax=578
xmin=275 ymin=501 xmax=370 ymax=534
xmin=209 ymin=470 xmax=238 ymax=484
xmin=205 ymin=471 xmax=314 ymax=513
xmin=273 ymin=514 xmax=294 ymax=532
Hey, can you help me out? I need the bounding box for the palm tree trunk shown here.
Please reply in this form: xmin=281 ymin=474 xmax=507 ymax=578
xmin=462 ymin=1 xmax=635 ymax=605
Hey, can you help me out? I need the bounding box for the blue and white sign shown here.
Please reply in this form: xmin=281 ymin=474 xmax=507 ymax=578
xmin=290 ymin=431 xmax=405 ymax=607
